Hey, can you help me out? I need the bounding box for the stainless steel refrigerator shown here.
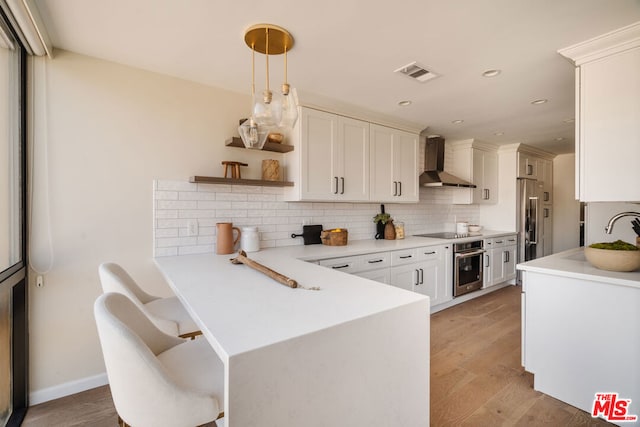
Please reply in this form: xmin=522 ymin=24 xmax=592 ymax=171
xmin=516 ymin=178 xmax=542 ymax=285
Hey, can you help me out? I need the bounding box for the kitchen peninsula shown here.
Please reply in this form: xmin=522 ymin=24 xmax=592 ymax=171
xmin=519 ymin=248 xmax=640 ymax=426
xmin=155 ymin=250 xmax=430 ymax=427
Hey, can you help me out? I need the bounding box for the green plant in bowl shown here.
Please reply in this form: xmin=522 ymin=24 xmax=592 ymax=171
xmin=585 ymin=240 xmax=640 ymax=272
xmin=373 ymin=213 xmax=391 ymax=225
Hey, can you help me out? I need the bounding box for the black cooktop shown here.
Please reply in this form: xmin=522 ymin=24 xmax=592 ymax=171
xmin=414 ymin=232 xmax=480 ymax=239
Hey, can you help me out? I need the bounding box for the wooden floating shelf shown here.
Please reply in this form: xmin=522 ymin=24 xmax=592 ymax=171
xmin=226 ymin=137 xmax=294 ymax=153
xmin=190 ymin=176 xmax=294 ymax=187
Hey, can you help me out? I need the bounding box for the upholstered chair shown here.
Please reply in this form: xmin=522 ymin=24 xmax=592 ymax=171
xmin=94 ymin=292 xmax=224 ymax=427
xmin=98 ymin=262 xmax=201 ymax=339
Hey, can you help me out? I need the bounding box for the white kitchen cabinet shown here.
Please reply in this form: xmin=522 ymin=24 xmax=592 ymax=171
xmin=483 ymin=235 xmax=517 ymax=287
xmin=540 ymin=159 xmax=553 ymax=204
xmin=541 ymin=205 xmax=553 ymax=256
xmin=517 ymin=152 xmax=538 ymax=179
xmin=389 ymin=263 xmax=423 ymax=292
xmin=559 ymin=24 xmax=640 ymax=202
xmin=369 ymin=124 xmax=419 ymax=203
xmin=355 ymin=268 xmax=391 ymax=285
xmin=389 ymin=244 xmax=452 ymax=306
xmin=451 ymin=141 xmax=499 ymax=205
xmin=284 ymin=107 xmax=369 ymax=202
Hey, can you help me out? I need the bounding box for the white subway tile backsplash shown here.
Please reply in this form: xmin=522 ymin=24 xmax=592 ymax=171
xmin=153 ymin=179 xmax=480 ymax=257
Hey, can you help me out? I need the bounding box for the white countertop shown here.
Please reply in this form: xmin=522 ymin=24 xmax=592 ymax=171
xmin=272 ymin=229 xmax=517 ymax=261
xmin=517 ymin=247 xmax=640 ymax=289
xmin=154 ymin=250 xmax=427 ymax=358
xmin=154 ymin=230 xmax=515 ymax=358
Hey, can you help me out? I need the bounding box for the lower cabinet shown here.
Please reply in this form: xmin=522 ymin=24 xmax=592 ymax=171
xmin=355 ymin=268 xmax=391 ymax=285
xmin=316 ymin=244 xmax=452 ymax=308
xmin=389 ymin=245 xmax=452 ymax=307
xmin=483 ymin=235 xmax=517 ymax=288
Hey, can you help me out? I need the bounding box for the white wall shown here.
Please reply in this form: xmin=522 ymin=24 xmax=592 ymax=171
xmin=585 ymin=202 xmax=640 ymax=246
xmin=27 ymin=50 xmax=264 ymax=401
xmin=552 ymin=154 xmax=581 ymax=252
xmin=28 ymin=50 xmax=478 ymax=402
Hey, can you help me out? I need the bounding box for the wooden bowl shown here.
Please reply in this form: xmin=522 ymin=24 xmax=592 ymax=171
xmin=267 ymin=133 xmax=284 ymax=144
xmin=320 ymin=229 xmax=348 ymax=246
xmin=584 ymin=247 xmax=640 ymax=272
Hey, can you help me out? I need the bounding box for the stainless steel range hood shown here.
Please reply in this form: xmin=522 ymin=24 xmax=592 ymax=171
xmin=419 ymin=136 xmax=476 ymax=188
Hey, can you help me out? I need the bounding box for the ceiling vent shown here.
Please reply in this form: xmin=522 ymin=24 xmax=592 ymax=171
xmin=394 ymin=61 xmax=439 ymax=83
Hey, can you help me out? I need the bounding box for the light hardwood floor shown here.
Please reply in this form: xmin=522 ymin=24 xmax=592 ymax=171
xmin=22 ymin=285 xmax=610 ymax=426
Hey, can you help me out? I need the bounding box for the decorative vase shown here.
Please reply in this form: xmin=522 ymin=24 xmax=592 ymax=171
xmin=375 ymin=222 xmax=385 ymax=240
xmin=384 ymin=221 xmax=396 ymax=240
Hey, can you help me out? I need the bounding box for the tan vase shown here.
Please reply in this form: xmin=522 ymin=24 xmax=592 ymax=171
xmin=216 ymin=222 xmax=241 ymax=254
xmin=384 ymin=221 xmax=396 ymax=240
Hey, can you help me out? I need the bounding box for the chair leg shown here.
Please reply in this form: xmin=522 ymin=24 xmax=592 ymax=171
xmin=179 ymin=330 xmax=203 ymax=340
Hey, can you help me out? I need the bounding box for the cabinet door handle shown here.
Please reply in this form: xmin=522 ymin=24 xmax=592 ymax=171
xmin=393 ymin=181 xmax=398 ymax=196
xmin=415 ymin=269 xmax=419 ymax=286
xmin=485 ymin=254 xmax=490 ymax=267
xmin=483 ymin=189 xmax=489 ymax=200
xmin=340 ymin=177 xmax=345 ymax=195
xmin=508 ymin=239 xmax=516 ymax=243
xmin=420 ymin=268 xmax=424 ymax=284
xmin=527 ymin=164 xmax=533 ymax=175
xmin=332 ymin=264 xmax=350 ymax=269
xmin=504 ymin=251 xmax=509 ymax=263
xmin=495 ymin=240 xmax=503 ymax=244
xmin=544 ymin=208 xmax=549 ymax=218
xmin=424 ymin=251 xmax=436 ymax=255
xmin=544 ymin=191 xmax=549 ymax=202
xmin=367 ymin=259 xmax=384 ymax=264
xmin=334 ymin=177 xmax=339 ymax=194
xmin=399 ymin=255 xmax=413 ymax=259
xmin=398 ymin=181 xmax=402 ymax=197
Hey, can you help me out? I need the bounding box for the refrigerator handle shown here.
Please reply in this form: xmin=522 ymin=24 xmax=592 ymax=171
xmin=529 ymin=197 xmax=539 ymax=245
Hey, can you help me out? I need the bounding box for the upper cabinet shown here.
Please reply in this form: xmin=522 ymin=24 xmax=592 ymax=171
xmin=559 ymin=22 xmax=640 ymax=202
xmin=284 ymin=107 xmax=369 ymax=201
xmin=284 ymin=106 xmax=419 ymax=203
xmin=369 ymin=125 xmax=419 ymax=203
xmin=450 ymin=140 xmax=499 ymax=205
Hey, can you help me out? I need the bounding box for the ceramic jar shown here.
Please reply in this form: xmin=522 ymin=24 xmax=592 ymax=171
xmin=241 ymin=226 xmax=260 ymax=252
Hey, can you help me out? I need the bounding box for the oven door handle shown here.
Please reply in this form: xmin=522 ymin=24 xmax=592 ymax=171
xmin=455 ymin=249 xmax=486 ymax=259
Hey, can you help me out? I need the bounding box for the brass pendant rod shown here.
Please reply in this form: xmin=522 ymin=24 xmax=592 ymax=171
xmin=265 ymin=28 xmax=270 ymax=93
xmin=251 ymin=43 xmax=256 ymax=98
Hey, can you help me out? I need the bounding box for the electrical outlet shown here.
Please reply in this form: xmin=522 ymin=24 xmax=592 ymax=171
xmin=36 ymin=275 xmax=44 ymax=288
xmin=187 ymin=219 xmax=198 ymax=236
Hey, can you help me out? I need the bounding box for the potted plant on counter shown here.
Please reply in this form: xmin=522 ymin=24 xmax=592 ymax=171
xmin=373 ymin=213 xmax=395 ymax=240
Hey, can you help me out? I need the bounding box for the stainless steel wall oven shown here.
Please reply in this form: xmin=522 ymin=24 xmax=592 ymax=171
xmin=453 ymin=240 xmax=484 ymax=297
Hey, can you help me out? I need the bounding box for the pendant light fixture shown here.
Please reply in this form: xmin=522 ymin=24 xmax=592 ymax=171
xmin=238 ymin=24 xmax=297 ymax=149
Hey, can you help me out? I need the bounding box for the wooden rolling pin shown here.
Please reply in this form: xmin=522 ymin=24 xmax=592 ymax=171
xmin=230 ymin=250 xmax=298 ymax=288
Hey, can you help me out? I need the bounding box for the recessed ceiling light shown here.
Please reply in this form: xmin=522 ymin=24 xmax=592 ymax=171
xmin=398 ymin=100 xmax=412 ymax=107
xmin=563 ymin=118 xmax=575 ymax=123
xmin=451 ymin=119 xmax=464 ymax=124
xmin=494 ymin=131 xmax=504 ymax=136
xmin=531 ymin=99 xmax=548 ymax=105
xmin=482 ymin=69 xmax=501 ymax=77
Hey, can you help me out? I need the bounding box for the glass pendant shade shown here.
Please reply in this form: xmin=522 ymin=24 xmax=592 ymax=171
xmin=252 ymin=91 xmax=282 ymax=128
xmin=279 ymin=87 xmax=299 ymax=129
xmin=238 ymin=118 xmax=270 ymax=149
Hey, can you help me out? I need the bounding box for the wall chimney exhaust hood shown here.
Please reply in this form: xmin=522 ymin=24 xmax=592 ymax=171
xmin=419 ymin=136 xmax=476 ymax=188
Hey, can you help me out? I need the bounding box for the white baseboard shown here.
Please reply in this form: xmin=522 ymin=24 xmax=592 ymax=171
xmin=29 ymin=372 xmax=109 ymax=405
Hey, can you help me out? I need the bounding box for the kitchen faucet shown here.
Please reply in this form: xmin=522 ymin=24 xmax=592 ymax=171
xmin=604 ymin=211 xmax=640 ymax=234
